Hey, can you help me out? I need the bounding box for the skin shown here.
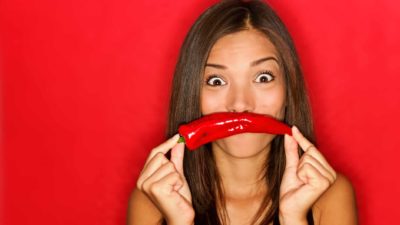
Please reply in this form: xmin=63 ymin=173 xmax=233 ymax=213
xmin=127 ymin=30 xmax=358 ymax=225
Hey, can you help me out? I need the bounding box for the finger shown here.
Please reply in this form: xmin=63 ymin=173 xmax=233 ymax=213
xmin=146 ymin=134 xmax=180 ymax=163
xmin=284 ymin=134 xmax=299 ymax=169
xmin=137 ymin=152 xmax=169 ymax=189
xmin=143 ymin=163 xmax=183 ymax=192
xmin=303 ymin=148 xmax=335 ymax=179
xmin=149 ymin=172 xmax=184 ymax=197
xmin=292 ymin=126 xmax=336 ymax=179
xmin=294 ymin=163 xmax=331 ymax=208
xmin=281 ymin=134 xmax=302 ymax=195
xmin=298 ymin=153 xmax=335 ymax=184
xmin=291 ymin=126 xmax=314 ymax=153
xmin=170 ymin=143 xmax=185 ymax=176
xmin=297 ymin=162 xmax=331 ymax=191
xmin=145 ymin=172 xmax=191 ymax=220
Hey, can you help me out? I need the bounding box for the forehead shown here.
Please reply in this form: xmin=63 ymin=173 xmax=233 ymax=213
xmin=207 ymin=29 xmax=278 ymax=63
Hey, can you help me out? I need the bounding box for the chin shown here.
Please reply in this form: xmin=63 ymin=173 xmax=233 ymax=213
xmin=213 ymin=133 xmax=275 ymax=158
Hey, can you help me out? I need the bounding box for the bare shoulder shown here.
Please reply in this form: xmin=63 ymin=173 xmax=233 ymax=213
xmin=312 ymin=173 xmax=358 ymax=225
xmin=126 ymin=188 xmax=163 ymax=225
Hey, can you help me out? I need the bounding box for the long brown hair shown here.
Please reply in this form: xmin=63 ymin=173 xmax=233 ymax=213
xmin=165 ymin=0 xmax=315 ymax=224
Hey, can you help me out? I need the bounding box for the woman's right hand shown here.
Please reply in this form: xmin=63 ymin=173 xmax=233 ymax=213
xmin=136 ymin=134 xmax=194 ymax=225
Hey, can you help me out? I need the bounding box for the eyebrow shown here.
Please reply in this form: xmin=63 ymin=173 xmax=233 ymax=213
xmin=205 ymin=56 xmax=279 ymax=69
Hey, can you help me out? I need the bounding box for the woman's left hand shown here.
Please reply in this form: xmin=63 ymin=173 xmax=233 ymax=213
xmin=279 ymin=126 xmax=337 ymax=225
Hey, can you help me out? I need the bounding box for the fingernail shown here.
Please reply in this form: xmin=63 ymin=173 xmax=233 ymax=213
xmin=293 ymin=126 xmax=299 ymax=133
xmin=172 ymin=134 xmax=180 ymax=142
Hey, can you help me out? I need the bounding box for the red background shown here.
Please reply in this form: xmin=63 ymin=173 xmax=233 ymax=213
xmin=1 ymin=0 xmax=399 ymax=224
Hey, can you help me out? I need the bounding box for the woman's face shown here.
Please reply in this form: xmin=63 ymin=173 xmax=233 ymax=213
xmin=201 ymin=29 xmax=286 ymax=158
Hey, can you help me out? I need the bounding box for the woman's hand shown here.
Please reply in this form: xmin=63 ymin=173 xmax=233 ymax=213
xmin=279 ymin=126 xmax=337 ymax=225
xmin=136 ymin=134 xmax=194 ymax=225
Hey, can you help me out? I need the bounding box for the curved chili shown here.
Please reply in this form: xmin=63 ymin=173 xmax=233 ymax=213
xmin=178 ymin=112 xmax=292 ymax=150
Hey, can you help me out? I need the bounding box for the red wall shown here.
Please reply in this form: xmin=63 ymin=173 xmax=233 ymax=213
xmin=1 ymin=0 xmax=399 ymax=224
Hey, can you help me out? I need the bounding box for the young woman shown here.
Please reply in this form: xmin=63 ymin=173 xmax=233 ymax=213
xmin=127 ymin=1 xmax=358 ymax=224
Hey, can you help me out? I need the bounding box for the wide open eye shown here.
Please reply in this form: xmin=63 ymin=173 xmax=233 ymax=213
xmin=206 ymin=75 xmax=227 ymax=86
xmin=254 ymin=71 xmax=275 ymax=83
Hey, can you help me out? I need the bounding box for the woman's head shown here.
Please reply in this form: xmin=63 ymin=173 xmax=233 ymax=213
xmin=202 ymin=29 xmax=287 ymax=158
xmin=168 ymin=0 xmax=313 ymax=139
xmin=167 ymin=0 xmax=315 ymax=224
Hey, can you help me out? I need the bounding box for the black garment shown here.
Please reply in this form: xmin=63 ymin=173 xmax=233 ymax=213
xmin=273 ymin=209 xmax=314 ymax=225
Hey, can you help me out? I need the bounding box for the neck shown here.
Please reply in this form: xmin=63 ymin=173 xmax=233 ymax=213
xmin=212 ymin=143 xmax=270 ymax=199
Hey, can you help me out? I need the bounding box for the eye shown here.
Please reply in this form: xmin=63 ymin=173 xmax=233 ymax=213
xmin=206 ymin=75 xmax=227 ymax=86
xmin=254 ymin=71 xmax=275 ymax=83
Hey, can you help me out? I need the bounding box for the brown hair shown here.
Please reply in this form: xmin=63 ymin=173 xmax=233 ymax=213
xmin=165 ymin=0 xmax=315 ymax=224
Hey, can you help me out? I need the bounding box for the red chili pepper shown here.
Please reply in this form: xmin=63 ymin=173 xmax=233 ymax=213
xmin=178 ymin=112 xmax=292 ymax=150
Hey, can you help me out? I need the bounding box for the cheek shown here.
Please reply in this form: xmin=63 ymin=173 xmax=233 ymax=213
xmin=256 ymin=86 xmax=286 ymax=119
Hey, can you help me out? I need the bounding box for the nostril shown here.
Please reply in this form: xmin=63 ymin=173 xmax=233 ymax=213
xmin=229 ymin=109 xmax=250 ymax=113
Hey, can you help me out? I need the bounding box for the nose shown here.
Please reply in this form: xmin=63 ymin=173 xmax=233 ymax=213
xmin=226 ymin=84 xmax=255 ymax=113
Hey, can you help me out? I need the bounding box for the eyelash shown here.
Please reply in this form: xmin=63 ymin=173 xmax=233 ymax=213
xmin=255 ymin=70 xmax=275 ymax=83
xmin=205 ymin=70 xmax=275 ymax=86
xmin=205 ymin=75 xmax=226 ymax=86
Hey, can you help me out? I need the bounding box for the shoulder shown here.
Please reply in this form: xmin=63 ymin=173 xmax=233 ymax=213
xmin=126 ymin=188 xmax=163 ymax=225
xmin=312 ymin=173 xmax=358 ymax=225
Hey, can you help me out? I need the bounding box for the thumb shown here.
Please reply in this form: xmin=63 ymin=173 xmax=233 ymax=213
xmin=284 ymin=133 xmax=299 ymax=170
xmin=170 ymin=142 xmax=185 ymax=176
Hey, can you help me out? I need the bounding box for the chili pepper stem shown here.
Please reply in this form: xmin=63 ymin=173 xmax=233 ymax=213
xmin=178 ymin=136 xmax=185 ymax=144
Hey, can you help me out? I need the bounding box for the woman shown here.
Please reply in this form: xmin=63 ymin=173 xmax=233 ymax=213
xmin=128 ymin=0 xmax=358 ymax=224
